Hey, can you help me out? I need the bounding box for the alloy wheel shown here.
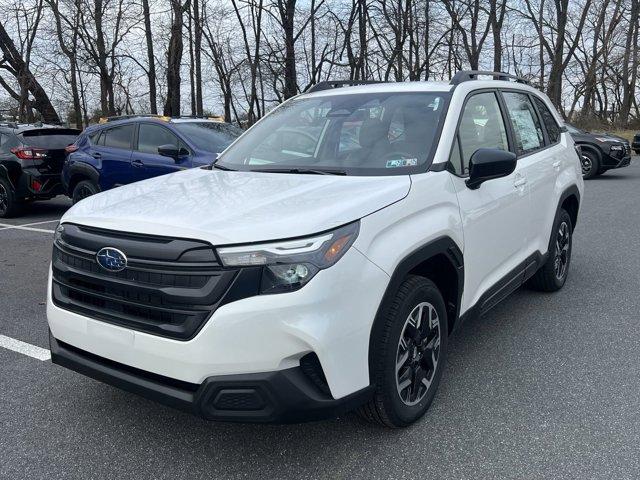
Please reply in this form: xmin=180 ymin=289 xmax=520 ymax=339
xmin=395 ymin=301 xmax=441 ymax=406
xmin=554 ymin=221 xmax=570 ymax=280
xmin=581 ymin=155 xmax=592 ymax=176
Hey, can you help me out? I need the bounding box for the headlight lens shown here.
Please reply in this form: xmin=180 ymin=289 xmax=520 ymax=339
xmin=217 ymin=221 xmax=360 ymax=293
xmin=54 ymin=224 xmax=64 ymax=243
xmin=609 ymin=144 xmax=624 ymax=151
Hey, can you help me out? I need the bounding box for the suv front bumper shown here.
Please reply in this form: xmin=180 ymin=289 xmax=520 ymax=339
xmin=47 ymin=246 xmax=390 ymax=418
xmin=50 ymin=333 xmax=373 ymax=422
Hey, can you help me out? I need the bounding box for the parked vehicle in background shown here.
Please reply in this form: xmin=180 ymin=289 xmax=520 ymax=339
xmin=48 ymin=72 xmax=584 ymax=427
xmin=565 ymin=123 xmax=632 ymax=179
xmin=632 ymin=132 xmax=640 ymax=155
xmin=0 ymin=122 xmax=80 ymax=218
xmin=62 ymin=116 xmax=243 ymax=204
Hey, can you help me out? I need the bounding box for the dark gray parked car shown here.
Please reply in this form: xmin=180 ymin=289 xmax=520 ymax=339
xmin=566 ymin=124 xmax=631 ymax=179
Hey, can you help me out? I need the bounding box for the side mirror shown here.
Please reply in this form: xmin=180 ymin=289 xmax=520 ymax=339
xmin=466 ymin=148 xmax=517 ymax=190
xmin=158 ymin=144 xmax=189 ymax=160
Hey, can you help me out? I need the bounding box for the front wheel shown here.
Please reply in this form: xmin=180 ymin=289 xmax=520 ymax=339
xmin=528 ymin=209 xmax=573 ymax=292
xmin=581 ymin=151 xmax=600 ymax=179
xmin=359 ymin=276 xmax=448 ymax=427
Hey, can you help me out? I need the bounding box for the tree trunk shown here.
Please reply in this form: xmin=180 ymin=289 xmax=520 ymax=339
xmin=142 ymin=0 xmax=158 ymax=114
xmin=0 ymin=23 xmax=60 ymax=123
xmin=193 ymin=0 xmax=203 ymax=115
xmin=164 ymin=0 xmax=186 ymax=116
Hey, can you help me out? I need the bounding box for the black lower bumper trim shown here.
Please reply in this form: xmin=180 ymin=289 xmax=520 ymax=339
xmin=49 ymin=333 xmax=373 ymax=423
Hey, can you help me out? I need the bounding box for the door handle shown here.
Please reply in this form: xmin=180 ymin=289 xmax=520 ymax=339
xmin=131 ymin=159 xmax=144 ymax=167
xmin=92 ymin=152 xmax=101 ymax=159
xmin=514 ymin=177 xmax=527 ymax=188
xmin=552 ymin=160 xmax=561 ymax=170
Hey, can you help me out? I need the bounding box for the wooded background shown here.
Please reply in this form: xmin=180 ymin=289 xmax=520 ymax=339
xmin=0 ymin=0 xmax=638 ymax=128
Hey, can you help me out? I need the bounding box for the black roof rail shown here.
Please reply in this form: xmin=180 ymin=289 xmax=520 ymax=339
xmin=305 ymin=80 xmax=386 ymax=94
xmin=450 ymin=70 xmax=530 ymax=86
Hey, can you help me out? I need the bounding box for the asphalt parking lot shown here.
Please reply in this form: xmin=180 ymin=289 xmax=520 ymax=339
xmin=1 ymin=160 xmax=640 ymax=480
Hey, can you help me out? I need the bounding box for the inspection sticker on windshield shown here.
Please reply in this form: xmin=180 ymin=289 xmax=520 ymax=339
xmin=386 ymin=158 xmax=418 ymax=168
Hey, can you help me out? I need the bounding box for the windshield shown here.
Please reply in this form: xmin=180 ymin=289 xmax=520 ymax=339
xmin=216 ymin=92 xmax=450 ymax=175
xmin=173 ymin=122 xmax=243 ymax=153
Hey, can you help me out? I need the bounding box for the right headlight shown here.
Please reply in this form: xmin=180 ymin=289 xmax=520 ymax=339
xmin=217 ymin=221 xmax=360 ymax=294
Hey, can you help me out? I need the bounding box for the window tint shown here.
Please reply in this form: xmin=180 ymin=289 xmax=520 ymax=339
xmin=531 ymin=96 xmax=561 ymax=143
xmin=457 ymin=92 xmax=509 ymax=174
xmin=137 ymin=124 xmax=180 ymax=154
xmin=103 ymin=125 xmax=134 ymax=150
xmin=0 ymin=133 xmax=7 ymax=147
xmin=503 ymin=92 xmax=545 ymax=155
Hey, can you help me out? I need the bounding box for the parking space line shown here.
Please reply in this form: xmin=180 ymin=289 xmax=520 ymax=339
xmin=0 ymin=334 xmax=51 ymax=361
xmin=0 ymin=222 xmax=55 ymax=233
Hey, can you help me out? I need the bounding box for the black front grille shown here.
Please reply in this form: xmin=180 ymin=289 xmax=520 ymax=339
xmin=52 ymin=224 xmax=238 ymax=340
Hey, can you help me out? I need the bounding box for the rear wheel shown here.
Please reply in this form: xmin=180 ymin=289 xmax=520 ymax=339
xmin=72 ymin=180 xmax=99 ymax=204
xmin=528 ymin=209 xmax=573 ymax=292
xmin=359 ymin=276 xmax=448 ymax=428
xmin=581 ymin=150 xmax=600 ymax=179
xmin=0 ymin=177 xmax=21 ymax=218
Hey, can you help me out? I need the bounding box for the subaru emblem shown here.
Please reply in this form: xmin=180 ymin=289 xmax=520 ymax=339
xmin=96 ymin=247 xmax=128 ymax=272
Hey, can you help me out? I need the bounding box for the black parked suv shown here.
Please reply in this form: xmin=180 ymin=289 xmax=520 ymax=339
xmin=565 ymin=124 xmax=631 ymax=179
xmin=0 ymin=123 xmax=80 ymax=217
xmin=632 ymin=132 xmax=640 ymax=155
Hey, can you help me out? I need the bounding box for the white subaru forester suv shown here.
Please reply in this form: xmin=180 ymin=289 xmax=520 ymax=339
xmin=48 ymin=71 xmax=583 ymax=427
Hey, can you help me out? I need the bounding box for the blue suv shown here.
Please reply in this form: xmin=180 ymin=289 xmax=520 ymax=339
xmin=63 ymin=116 xmax=242 ymax=203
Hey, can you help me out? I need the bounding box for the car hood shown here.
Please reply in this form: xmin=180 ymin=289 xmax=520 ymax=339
xmin=592 ymin=132 xmax=628 ymax=143
xmin=62 ymin=168 xmax=411 ymax=245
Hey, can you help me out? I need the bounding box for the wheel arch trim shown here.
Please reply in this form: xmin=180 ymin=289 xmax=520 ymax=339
xmin=66 ymin=162 xmax=100 ymax=194
xmin=367 ymin=236 xmax=464 ymax=383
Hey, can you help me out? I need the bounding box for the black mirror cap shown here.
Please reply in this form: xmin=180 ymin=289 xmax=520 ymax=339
xmin=158 ymin=144 xmax=189 ymax=159
xmin=466 ymin=148 xmax=517 ymax=190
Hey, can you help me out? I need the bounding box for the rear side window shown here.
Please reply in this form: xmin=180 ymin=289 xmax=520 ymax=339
xmin=137 ymin=124 xmax=180 ymax=154
xmin=531 ymin=96 xmax=561 ymax=144
xmin=0 ymin=133 xmax=8 ymax=147
xmin=454 ymin=92 xmax=509 ymax=175
xmin=502 ymin=92 xmax=545 ymax=155
xmin=103 ymin=125 xmax=134 ymax=150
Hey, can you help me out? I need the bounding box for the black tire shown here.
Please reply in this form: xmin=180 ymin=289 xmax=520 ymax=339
xmin=72 ymin=180 xmax=99 ymax=204
xmin=359 ymin=275 xmax=448 ymax=428
xmin=634 ymin=150 xmax=640 ymax=155
xmin=581 ymin=150 xmax=600 ymax=179
xmin=528 ymin=209 xmax=573 ymax=292
xmin=0 ymin=177 xmax=21 ymax=218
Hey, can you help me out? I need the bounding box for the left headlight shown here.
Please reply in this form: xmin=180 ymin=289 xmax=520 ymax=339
xmin=217 ymin=221 xmax=360 ymax=294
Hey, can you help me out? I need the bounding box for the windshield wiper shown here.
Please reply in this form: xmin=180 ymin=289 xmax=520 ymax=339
xmin=250 ymin=167 xmax=346 ymax=176
xmin=210 ymin=162 xmax=236 ymax=171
